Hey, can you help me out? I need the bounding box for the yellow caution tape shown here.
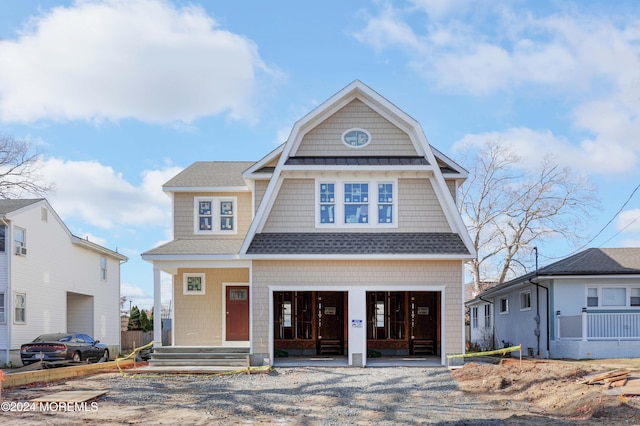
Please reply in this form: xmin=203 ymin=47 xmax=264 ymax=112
xmin=115 ymin=341 xmax=155 ymax=376
xmin=446 ymin=344 xmax=522 ymax=359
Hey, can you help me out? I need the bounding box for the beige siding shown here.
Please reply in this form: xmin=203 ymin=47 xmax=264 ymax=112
xmin=174 ymin=192 xmax=252 ymax=239
xmin=262 ymin=177 xmax=451 ymax=233
xmin=254 ymin=180 xmax=269 ymax=214
xmin=251 ymin=260 xmax=464 ymax=356
xmin=173 ymin=268 xmax=249 ymax=346
xmin=263 ymin=179 xmax=315 ymax=232
xmin=399 ymin=178 xmax=451 ymax=232
xmin=445 ymin=180 xmax=457 ymax=204
xmin=295 ymin=99 xmax=417 ymax=157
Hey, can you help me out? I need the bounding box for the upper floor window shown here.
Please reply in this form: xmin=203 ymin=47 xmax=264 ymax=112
xmin=0 ymin=225 xmax=5 ymax=252
xmin=317 ymin=179 xmax=396 ymax=228
xmin=342 ymin=128 xmax=371 ymax=148
xmin=194 ymin=197 xmax=237 ymax=235
xmin=100 ymin=257 xmax=107 ymax=281
xmin=14 ymin=227 xmax=26 ymax=256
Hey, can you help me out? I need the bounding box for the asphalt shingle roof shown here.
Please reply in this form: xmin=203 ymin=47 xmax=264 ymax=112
xmin=0 ymin=199 xmax=42 ymax=215
xmin=473 ymin=247 xmax=640 ymax=300
xmin=163 ymin=162 xmax=255 ymax=188
xmin=246 ymin=232 xmax=469 ymax=255
xmin=537 ymin=247 xmax=640 ymax=275
xmin=142 ymin=238 xmax=244 ymax=256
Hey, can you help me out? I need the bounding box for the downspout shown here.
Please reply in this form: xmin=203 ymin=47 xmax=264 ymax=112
xmin=529 ymin=279 xmax=549 ymax=357
xmin=1 ymin=216 xmax=10 ymax=365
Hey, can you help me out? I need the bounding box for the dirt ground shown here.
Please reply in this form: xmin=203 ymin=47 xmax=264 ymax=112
xmin=450 ymin=357 xmax=640 ymax=424
xmin=1 ymin=358 xmax=639 ymax=424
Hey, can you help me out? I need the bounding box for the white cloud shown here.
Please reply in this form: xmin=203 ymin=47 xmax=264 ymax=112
xmin=452 ymin=127 xmax=638 ymax=175
xmin=358 ymin=3 xmax=640 ymax=175
xmin=616 ymin=209 xmax=640 ymax=234
xmin=0 ymin=0 xmax=274 ymax=124
xmin=41 ymin=157 xmax=182 ymax=230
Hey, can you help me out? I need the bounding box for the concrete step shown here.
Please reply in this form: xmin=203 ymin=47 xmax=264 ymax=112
xmin=148 ymin=358 xmax=248 ymax=367
xmin=150 ymin=352 xmax=247 ymax=360
xmin=153 ymin=346 xmax=249 ymax=354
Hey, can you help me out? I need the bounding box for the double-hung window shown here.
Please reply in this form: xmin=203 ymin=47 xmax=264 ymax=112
xmin=0 ymin=292 xmax=5 ymax=323
xmin=14 ymin=227 xmax=26 ymax=255
xmin=344 ymin=183 xmax=368 ymax=223
xmin=195 ymin=197 xmax=237 ymax=234
xmin=318 ymin=179 xmax=396 ymax=227
xmin=100 ymin=257 xmax=107 ymax=281
xmin=14 ymin=292 xmax=26 ymax=323
xmin=319 ymin=183 xmax=335 ymax=224
xmin=471 ymin=307 xmax=478 ymax=329
xmin=484 ymin=304 xmax=491 ymax=328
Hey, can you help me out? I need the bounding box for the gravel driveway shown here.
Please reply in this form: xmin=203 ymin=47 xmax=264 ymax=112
xmin=1 ymin=366 xmax=593 ymax=425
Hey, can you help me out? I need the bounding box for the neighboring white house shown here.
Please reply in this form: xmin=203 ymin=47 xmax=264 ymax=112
xmin=0 ymin=199 xmax=128 ymax=365
xmin=467 ymin=248 xmax=640 ymax=359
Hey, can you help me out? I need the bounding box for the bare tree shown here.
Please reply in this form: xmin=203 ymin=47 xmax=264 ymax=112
xmin=458 ymin=140 xmax=598 ymax=294
xmin=0 ymin=133 xmax=52 ymax=198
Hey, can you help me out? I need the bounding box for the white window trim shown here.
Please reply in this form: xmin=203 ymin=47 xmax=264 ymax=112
xmin=315 ymin=178 xmax=398 ymax=228
xmin=520 ymin=290 xmax=532 ymax=311
xmin=194 ymin=196 xmax=238 ymax=235
xmin=499 ymin=297 xmax=509 ymax=314
xmin=14 ymin=292 xmax=26 ymax=324
xmin=183 ymin=273 xmax=206 ymax=295
xmin=585 ymin=285 xmax=640 ymax=309
xmin=341 ymin=128 xmax=371 ymax=149
xmin=14 ymin=226 xmax=26 ymax=256
xmin=483 ymin=304 xmax=491 ymax=328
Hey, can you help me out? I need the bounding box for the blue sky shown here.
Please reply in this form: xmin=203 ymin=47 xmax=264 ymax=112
xmin=1 ymin=0 xmax=639 ymax=312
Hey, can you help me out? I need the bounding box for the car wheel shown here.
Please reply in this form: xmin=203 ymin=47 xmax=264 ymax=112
xmin=72 ymin=352 xmax=81 ymax=362
xmin=100 ymin=349 xmax=109 ymax=362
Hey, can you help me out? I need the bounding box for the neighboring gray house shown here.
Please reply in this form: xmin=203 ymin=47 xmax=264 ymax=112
xmin=467 ymin=248 xmax=640 ymax=359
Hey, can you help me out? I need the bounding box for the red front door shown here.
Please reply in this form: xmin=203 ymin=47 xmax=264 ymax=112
xmin=226 ymin=286 xmax=249 ymax=341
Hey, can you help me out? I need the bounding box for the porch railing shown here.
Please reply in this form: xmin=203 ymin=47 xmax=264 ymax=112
xmin=557 ymin=310 xmax=640 ymax=341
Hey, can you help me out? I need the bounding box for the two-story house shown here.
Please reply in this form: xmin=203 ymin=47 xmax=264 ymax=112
xmin=0 ymin=199 xmax=128 ymax=365
xmin=142 ymin=81 xmax=475 ymax=367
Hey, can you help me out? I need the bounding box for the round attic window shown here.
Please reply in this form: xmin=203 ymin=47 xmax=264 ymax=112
xmin=342 ymin=128 xmax=371 ymax=148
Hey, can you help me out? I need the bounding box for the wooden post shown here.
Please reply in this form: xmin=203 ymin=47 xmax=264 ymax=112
xmin=133 ymin=341 xmax=136 ymax=368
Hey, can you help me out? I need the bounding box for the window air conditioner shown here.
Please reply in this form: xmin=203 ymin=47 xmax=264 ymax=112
xmin=15 ymin=246 xmax=27 ymax=255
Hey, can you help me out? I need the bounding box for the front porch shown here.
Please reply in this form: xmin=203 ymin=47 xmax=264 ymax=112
xmin=554 ymin=311 xmax=640 ymax=359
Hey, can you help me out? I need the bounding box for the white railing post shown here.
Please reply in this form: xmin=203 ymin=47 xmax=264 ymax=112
xmin=581 ymin=307 xmax=588 ymax=342
xmin=556 ymin=310 xmax=561 ymax=339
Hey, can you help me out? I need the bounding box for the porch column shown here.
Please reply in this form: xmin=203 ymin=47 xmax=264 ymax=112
xmin=348 ymin=289 xmax=367 ymax=367
xmin=581 ymin=307 xmax=588 ymax=342
xmin=153 ymin=265 xmax=162 ymax=348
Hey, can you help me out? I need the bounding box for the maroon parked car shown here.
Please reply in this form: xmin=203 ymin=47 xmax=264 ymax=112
xmin=20 ymin=333 xmax=108 ymax=365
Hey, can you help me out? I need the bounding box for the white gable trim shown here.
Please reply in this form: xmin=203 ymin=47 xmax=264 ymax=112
xmin=240 ymin=81 xmax=475 ymax=256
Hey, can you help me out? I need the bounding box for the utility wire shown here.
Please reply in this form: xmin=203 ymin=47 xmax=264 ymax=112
xmin=540 ymin=182 xmax=640 ymax=261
